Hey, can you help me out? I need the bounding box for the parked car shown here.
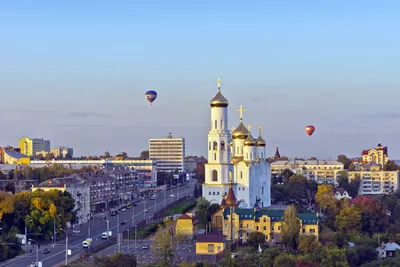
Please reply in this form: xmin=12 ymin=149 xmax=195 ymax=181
xmin=43 ymin=248 xmax=50 ymax=254
xmin=142 ymin=244 xmax=149 ymax=249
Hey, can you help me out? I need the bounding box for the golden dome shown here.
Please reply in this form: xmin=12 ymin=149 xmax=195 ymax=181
xmin=256 ymin=135 xmax=266 ymax=146
xmin=232 ymin=122 xmax=249 ymax=139
xmin=244 ymin=134 xmax=256 ymax=146
xmin=210 ymin=91 xmax=229 ymax=107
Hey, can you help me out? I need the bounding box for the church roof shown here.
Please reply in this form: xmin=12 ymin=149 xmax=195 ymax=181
xmin=275 ymin=145 xmax=281 ymax=158
xmin=232 ymin=122 xmax=249 ymax=139
xmin=256 ymin=135 xmax=266 ymax=146
xmin=244 ymin=134 xmax=256 ymax=146
xmin=225 ymin=181 xmax=237 ymax=207
xmin=210 ymin=91 xmax=228 ymax=107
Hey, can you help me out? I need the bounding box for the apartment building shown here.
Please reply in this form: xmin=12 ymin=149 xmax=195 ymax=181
xmin=348 ymin=163 xmax=399 ymax=195
xmin=149 ymin=133 xmax=185 ymax=172
xmin=19 ymin=137 xmax=50 ymax=157
xmin=270 ymin=160 xmax=344 ymax=185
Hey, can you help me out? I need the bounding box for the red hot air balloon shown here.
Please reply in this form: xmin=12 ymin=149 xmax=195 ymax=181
xmin=145 ymin=90 xmax=157 ymax=105
xmin=305 ymin=125 xmax=315 ymax=137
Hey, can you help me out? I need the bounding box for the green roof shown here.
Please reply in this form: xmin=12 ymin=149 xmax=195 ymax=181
xmin=223 ymin=208 xmax=318 ymax=225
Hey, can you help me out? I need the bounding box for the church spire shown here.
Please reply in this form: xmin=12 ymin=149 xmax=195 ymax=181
xmin=275 ymin=145 xmax=281 ymax=159
xmin=225 ymin=174 xmax=237 ymax=207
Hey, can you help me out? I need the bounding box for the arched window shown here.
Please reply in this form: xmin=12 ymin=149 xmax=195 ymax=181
xmin=237 ymin=146 xmax=239 ymax=154
xmin=214 ymin=153 xmax=216 ymax=161
xmin=213 ymin=141 xmax=218 ymax=150
xmin=262 ymin=186 xmax=264 ymax=195
xmin=212 ymin=170 xmax=218 ymax=182
xmin=214 ymin=120 xmax=217 ymax=129
xmin=221 ymin=141 xmax=225 ymax=151
xmin=220 ymin=120 xmax=223 ymax=129
xmin=209 ymin=142 xmax=211 ymax=150
xmin=240 ymin=171 xmax=243 ymax=179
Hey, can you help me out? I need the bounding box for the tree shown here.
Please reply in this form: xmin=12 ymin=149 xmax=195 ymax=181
xmin=345 ymin=177 xmax=361 ymax=198
xmin=120 ymin=152 xmax=128 ymax=159
xmin=315 ymin=185 xmax=337 ymax=211
xmin=321 ymin=248 xmax=349 ymax=267
xmin=207 ymin=203 xmax=220 ymax=221
xmin=104 ymin=151 xmax=111 ymax=158
xmin=298 ymin=235 xmax=317 ymax=254
xmin=383 ymin=160 xmax=398 ymax=171
xmin=195 ymin=197 xmax=210 ymax=228
xmin=0 ymin=192 xmax=15 ymax=221
xmin=152 ymin=219 xmax=182 ymax=266
xmin=337 ymin=155 xmax=352 ymax=169
xmin=139 ymin=150 xmax=149 ymax=160
xmin=355 ymin=197 xmax=389 ymax=235
xmin=0 ymin=172 xmax=6 ymax=179
xmin=296 ymin=259 xmax=319 ymax=267
xmin=281 ymin=205 xmax=301 ymax=252
xmin=94 ymin=253 xmax=137 ymax=267
xmin=4 ymin=182 xmax=15 ymax=194
xmin=194 ymin=162 xmax=206 ymax=184
xmin=273 ymin=253 xmax=296 ymax=267
xmin=247 ymin=232 xmax=266 ymax=248
xmin=334 ymin=206 xmax=361 ymax=234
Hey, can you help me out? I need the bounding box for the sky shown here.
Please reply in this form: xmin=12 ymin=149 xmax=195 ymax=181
xmin=1 ymin=1 xmax=400 ymax=159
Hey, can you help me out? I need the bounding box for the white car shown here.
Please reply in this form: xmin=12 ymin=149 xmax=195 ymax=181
xmin=170 ymin=194 xmax=175 ymax=197
xmin=144 ymin=209 xmax=148 ymax=213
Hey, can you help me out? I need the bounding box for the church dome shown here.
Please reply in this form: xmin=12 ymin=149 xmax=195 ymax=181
xmin=210 ymin=91 xmax=229 ymax=107
xmin=244 ymin=135 xmax=256 ymax=146
xmin=232 ymin=122 xmax=249 ymax=139
xmin=256 ymin=135 xmax=266 ymax=146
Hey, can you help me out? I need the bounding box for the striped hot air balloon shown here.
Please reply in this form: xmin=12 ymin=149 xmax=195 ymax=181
xmin=145 ymin=90 xmax=157 ymax=105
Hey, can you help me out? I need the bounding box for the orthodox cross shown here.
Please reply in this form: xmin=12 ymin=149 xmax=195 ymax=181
xmin=247 ymin=125 xmax=252 ymax=132
xmin=236 ymin=105 xmax=246 ymax=122
xmin=258 ymin=125 xmax=263 ymax=135
xmin=217 ymin=77 xmax=221 ymax=92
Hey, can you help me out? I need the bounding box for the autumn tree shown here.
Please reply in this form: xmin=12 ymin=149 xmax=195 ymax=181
xmin=139 ymin=150 xmax=149 ymax=160
xmin=0 ymin=192 xmax=15 ymax=221
xmin=273 ymin=253 xmax=297 ymax=267
xmin=298 ymin=235 xmax=318 ymax=254
xmin=152 ymin=219 xmax=182 ymax=266
xmin=194 ymin=162 xmax=206 ymax=184
xmin=334 ymin=206 xmax=361 ymax=234
xmin=104 ymin=151 xmax=111 ymax=158
xmin=281 ymin=205 xmax=301 ymax=252
xmin=355 ymin=197 xmax=389 ymax=235
xmin=321 ymin=248 xmax=349 ymax=267
xmin=315 ymin=185 xmax=337 ymax=211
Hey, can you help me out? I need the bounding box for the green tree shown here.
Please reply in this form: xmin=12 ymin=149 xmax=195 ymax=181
xmin=281 ymin=205 xmax=301 ymax=252
xmin=93 ymin=253 xmax=137 ymax=267
xmin=321 ymin=248 xmax=349 ymax=267
xmin=104 ymin=151 xmax=111 ymax=158
xmin=207 ymin=203 xmax=220 ymax=221
xmin=335 ymin=206 xmax=362 ymax=234
xmin=383 ymin=160 xmax=398 ymax=171
xmin=337 ymin=155 xmax=352 ymax=169
xmin=152 ymin=219 xmax=182 ymax=266
xmin=273 ymin=253 xmax=296 ymax=267
xmin=259 ymin=247 xmax=281 ymax=267
xmin=247 ymin=232 xmax=266 ymax=248
xmin=195 ymin=197 xmax=210 ymax=228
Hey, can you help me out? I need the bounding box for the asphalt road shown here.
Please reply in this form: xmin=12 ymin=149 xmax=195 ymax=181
xmin=2 ymin=182 xmax=195 ymax=267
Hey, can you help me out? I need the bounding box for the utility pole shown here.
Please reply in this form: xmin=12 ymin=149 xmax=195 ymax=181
xmin=135 ymin=225 xmax=137 ymax=249
xmin=132 ymin=206 xmax=135 ymax=227
xmin=127 ymin=229 xmax=130 ymax=252
xmin=53 ymin=216 xmax=56 ymax=247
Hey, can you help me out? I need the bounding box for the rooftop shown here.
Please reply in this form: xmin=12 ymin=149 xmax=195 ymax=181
xmin=271 ymin=160 xmax=343 ymax=166
xmin=4 ymin=150 xmax=29 ymax=160
xmin=197 ymin=232 xmax=225 ymax=243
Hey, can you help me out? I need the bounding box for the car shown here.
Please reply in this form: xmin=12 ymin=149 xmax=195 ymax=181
xmin=170 ymin=194 xmax=175 ymax=197
xmin=144 ymin=209 xmax=148 ymax=213
xmin=120 ymin=221 xmax=126 ymax=225
xmin=73 ymin=230 xmax=80 ymax=234
xmin=142 ymin=244 xmax=149 ymax=249
xmin=121 ymin=208 xmax=127 ymax=212
xmin=29 ymin=262 xmax=36 ymax=267
xmin=43 ymin=248 xmax=50 ymax=254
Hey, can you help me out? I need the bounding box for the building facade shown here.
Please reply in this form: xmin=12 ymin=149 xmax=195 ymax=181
xmin=270 ymin=160 xmax=344 ymax=185
xmin=348 ymin=164 xmax=399 ymax=195
xmin=3 ymin=150 xmax=30 ymax=164
xmin=202 ymin=78 xmax=271 ymax=208
xmin=362 ymin=143 xmax=388 ymax=166
xmin=149 ymin=134 xmax=185 ymax=172
xmin=19 ymin=137 xmax=50 ymax=157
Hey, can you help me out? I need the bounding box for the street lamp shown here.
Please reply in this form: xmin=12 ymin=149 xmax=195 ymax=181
xmin=59 ymin=228 xmax=68 ymax=266
xmin=25 ymin=219 xmax=33 ymax=252
xmin=102 ymin=214 xmax=110 ymax=240
xmin=29 ymin=238 xmax=38 ymax=266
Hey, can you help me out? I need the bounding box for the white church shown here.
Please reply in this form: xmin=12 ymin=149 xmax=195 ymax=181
xmin=202 ymin=78 xmax=271 ymax=208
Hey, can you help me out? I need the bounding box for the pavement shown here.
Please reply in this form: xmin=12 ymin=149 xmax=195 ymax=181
xmin=0 ymin=182 xmax=195 ymax=267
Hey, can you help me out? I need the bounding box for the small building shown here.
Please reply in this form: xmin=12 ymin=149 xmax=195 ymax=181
xmin=376 ymin=241 xmax=400 ymax=258
xmin=176 ymin=213 xmax=194 ymax=239
xmin=3 ymin=150 xmax=30 ymax=164
xmin=196 ymin=232 xmax=226 ymax=255
xmin=362 ymin=143 xmax=388 ymax=166
xmin=334 ymin=187 xmax=352 ymax=200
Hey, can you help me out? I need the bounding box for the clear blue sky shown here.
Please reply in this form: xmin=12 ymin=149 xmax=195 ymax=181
xmin=1 ymin=1 xmax=400 ymax=159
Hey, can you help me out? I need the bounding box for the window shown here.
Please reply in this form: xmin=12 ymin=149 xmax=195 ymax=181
xmin=263 ymin=226 xmax=266 ymax=231
xmin=263 ymin=218 xmax=266 ymax=222
xmin=240 ymin=171 xmax=243 ymax=179
xmin=271 ymin=226 xmax=274 ymax=231
xmin=224 ymin=224 xmax=228 ymax=228
xmin=209 ymin=192 xmax=211 ymax=195
xmin=220 ymin=120 xmax=223 ymax=129
xmin=213 ymin=192 xmax=215 ymax=195
xmin=221 ymin=141 xmax=225 ymax=150
xmin=217 ymin=192 xmax=220 ymax=195
xmin=302 ymin=229 xmax=305 ymax=233
xmin=262 ymin=186 xmax=264 ymax=195
xmin=209 ymin=142 xmax=211 ymax=150
xmin=212 ymin=170 xmax=218 ymax=181
xmin=310 ymin=229 xmax=316 ymax=233
xmin=278 ymin=226 xmax=281 ymax=231
xmin=213 ymin=141 xmax=218 ymax=150
xmin=256 ymin=226 xmax=259 ymax=230
xmin=240 ymin=224 xmax=243 ymax=228
xmin=237 ymin=147 xmax=239 ymax=154
xmin=214 ymin=120 xmax=217 ymax=129
xmin=239 ymin=188 xmax=241 ymax=191
xmin=247 ymin=224 xmax=250 ymax=229
xmin=208 ymin=244 xmax=214 ymax=253
xmin=214 ymin=153 xmax=216 ymax=161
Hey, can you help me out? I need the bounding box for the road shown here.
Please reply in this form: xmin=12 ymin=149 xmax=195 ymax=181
xmin=1 ymin=182 xmax=195 ymax=267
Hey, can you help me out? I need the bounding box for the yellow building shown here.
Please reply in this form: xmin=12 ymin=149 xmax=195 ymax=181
xmin=19 ymin=137 xmax=33 ymax=157
xmin=18 ymin=137 xmax=50 ymax=157
xmin=31 ymin=181 xmax=67 ymax=193
xmin=349 ymin=164 xmax=399 ymax=195
xmin=196 ymin=232 xmax=226 ymax=255
xmin=3 ymin=150 xmax=30 ymax=164
xmin=217 ymin=208 xmax=319 ymax=243
xmin=362 ymin=143 xmax=388 ymax=166
xmin=176 ymin=214 xmax=193 ymax=239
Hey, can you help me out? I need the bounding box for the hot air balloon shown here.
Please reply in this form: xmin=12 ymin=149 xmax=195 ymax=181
xmin=305 ymin=125 xmax=315 ymax=137
xmin=145 ymin=90 xmax=157 ymax=105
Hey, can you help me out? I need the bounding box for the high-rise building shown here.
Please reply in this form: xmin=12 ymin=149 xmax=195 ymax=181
xmin=18 ymin=137 xmax=50 ymax=157
xmin=149 ymin=134 xmax=185 ymax=172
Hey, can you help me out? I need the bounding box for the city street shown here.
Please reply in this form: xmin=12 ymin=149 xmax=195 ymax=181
xmin=1 ymin=182 xmax=195 ymax=267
